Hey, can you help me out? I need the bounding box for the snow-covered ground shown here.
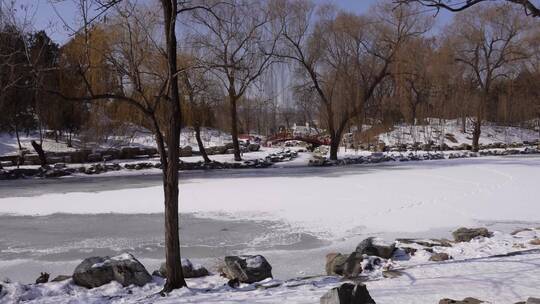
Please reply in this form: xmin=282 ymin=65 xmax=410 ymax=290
xmin=379 ymin=119 xmax=539 ymax=147
xmin=1 ymin=154 xmax=540 ymax=303
xmin=0 ymin=128 xmax=235 ymax=156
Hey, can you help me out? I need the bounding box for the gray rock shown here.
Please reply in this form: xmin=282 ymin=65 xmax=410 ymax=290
xmin=221 ymin=255 xmax=272 ymax=283
xmin=326 ymin=253 xmax=349 ymax=276
xmin=452 ymin=227 xmax=492 ymax=242
xmin=439 ymin=298 xmax=484 ymax=304
xmin=158 ymin=258 xmax=209 ymax=278
xmin=527 ymin=298 xmax=540 ymax=304
xmin=35 ymin=272 xmax=49 ymax=284
xmin=430 ymin=252 xmax=451 ymax=262
xmin=326 ymin=252 xmax=364 ymax=277
xmin=355 ymin=237 xmax=395 ymax=259
xmin=248 ymin=143 xmax=261 ymax=152
xmin=320 ymin=283 xmax=376 ymax=304
xmin=51 ymin=275 xmax=71 ymax=282
xmin=73 ymin=253 xmax=151 ymax=288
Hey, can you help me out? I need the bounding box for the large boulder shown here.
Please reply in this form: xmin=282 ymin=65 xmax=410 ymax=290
xmin=320 ymin=283 xmax=376 ymax=304
xmin=73 ymin=253 xmax=152 ymax=288
xmin=220 ymin=255 xmax=272 ymax=283
xmin=355 ymin=237 xmax=396 ymax=259
xmin=158 ymin=258 xmax=209 ymax=278
xmin=452 ymin=227 xmax=492 ymax=242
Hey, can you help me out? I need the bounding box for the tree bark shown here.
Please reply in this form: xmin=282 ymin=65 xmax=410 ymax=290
xmin=160 ymin=0 xmax=186 ymax=292
xmin=329 ymin=135 xmax=340 ymax=161
xmin=229 ymin=96 xmax=242 ymax=161
xmin=31 ymin=140 xmax=47 ymax=167
xmin=194 ymin=125 xmax=211 ymax=163
xmin=472 ymin=117 xmax=481 ymax=152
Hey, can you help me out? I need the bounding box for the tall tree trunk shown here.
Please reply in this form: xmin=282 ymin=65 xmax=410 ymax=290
xmin=329 ymin=132 xmax=341 ymax=161
xmin=472 ymin=116 xmax=481 ymax=152
xmin=229 ymin=96 xmax=242 ymax=161
xmin=161 ymin=0 xmax=186 ymax=293
xmin=194 ymin=125 xmax=211 ymax=163
xmin=31 ymin=140 xmax=47 ymax=167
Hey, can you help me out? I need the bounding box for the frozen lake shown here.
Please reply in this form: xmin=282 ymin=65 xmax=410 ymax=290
xmin=1 ymin=155 xmax=540 ymax=283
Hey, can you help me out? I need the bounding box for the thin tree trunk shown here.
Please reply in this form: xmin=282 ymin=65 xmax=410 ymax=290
xmin=229 ymin=96 xmax=242 ymax=161
xmin=194 ymin=125 xmax=211 ymax=163
xmin=14 ymin=123 xmax=22 ymax=151
xmin=161 ymin=0 xmax=186 ymax=293
xmin=472 ymin=114 xmax=481 ymax=152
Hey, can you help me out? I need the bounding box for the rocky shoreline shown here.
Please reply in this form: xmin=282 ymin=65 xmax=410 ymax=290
xmin=0 ymin=149 xmax=299 ymax=180
xmin=2 ymin=226 xmax=540 ymax=303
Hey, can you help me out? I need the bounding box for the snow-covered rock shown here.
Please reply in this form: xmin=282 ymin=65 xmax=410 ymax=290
xmin=452 ymin=227 xmax=492 ymax=243
xmin=157 ymin=258 xmax=209 ymax=278
xmin=320 ymin=283 xmax=376 ymax=304
xmin=73 ymin=253 xmax=151 ymax=288
xmin=220 ymin=255 xmax=273 ymax=283
xmin=355 ymin=237 xmax=396 ymax=259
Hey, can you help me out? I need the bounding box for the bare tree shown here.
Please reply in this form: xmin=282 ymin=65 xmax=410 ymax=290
xmin=278 ymin=0 xmax=430 ymax=160
xmin=188 ymin=0 xmax=282 ymax=161
xmin=447 ymin=4 xmax=528 ymax=151
xmin=47 ymin=0 xmax=220 ymax=292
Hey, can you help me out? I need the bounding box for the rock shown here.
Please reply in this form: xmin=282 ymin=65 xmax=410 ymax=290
xmin=227 ymin=278 xmax=240 ymax=288
xmin=120 ymin=147 xmax=140 ymax=159
xmin=180 ymin=146 xmax=193 ymax=157
xmin=401 ymin=247 xmax=418 ymax=256
xmin=247 ymin=143 xmax=260 ymax=152
xmin=326 ymin=253 xmax=349 ymax=276
xmin=355 ymin=237 xmax=396 ymax=259
xmin=326 ymin=252 xmax=365 ymax=277
xmin=221 ymin=255 xmax=272 ymax=283
xmin=73 ymin=253 xmax=152 ymax=288
xmin=35 ymin=272 xmax=49 ymax=284
xmin=430 ymin=252 xmax=451 ymax=262
xmin=452 ymin=227 xmax=492 ymax=242
xmin=158 ymin=258 xmax=209 ymax=278
xmin=51 ymin=275 xmax=71 ymax=282
xmin=87 ymin=153 xmax=102 ymax=162
xmin=439 ymin=298 xmax=484 ymax=304
xmin=529 ymin=239 xmax=540 ymax=246
xmin=320 ymin=283 xmax=376 ymax=304
xmin=526 ymin=298 xmax=540 ymax=304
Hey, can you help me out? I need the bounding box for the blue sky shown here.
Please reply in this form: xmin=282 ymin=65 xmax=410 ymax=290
xmin=15 ymin=0 xmax=452 ymax=44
